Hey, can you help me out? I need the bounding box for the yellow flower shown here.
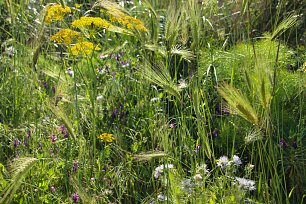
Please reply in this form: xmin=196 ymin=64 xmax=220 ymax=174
xmin=108 ymin=14 xmax=147 ymax=32
xmin=72 ymin=16 xmax=111 ymax=29
xmin=74 ymin=4 xmax=82 ymax=9
xmin=97 ymin=133 xmax=115 ymax=143
xmin=70 ymin=41 xmax=100 ymax=55
xmin=45 ymin=4 xmax=71 ymax=24
xmin=50 ymin=29 xmax=81 ymax=44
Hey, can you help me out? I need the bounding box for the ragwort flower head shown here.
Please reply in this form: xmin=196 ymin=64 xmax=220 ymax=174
xmin=98 ymin=133 xmax=115 ymax=143
xmin=70 ymin=41 xmax=100 ymax=55
xmin=45 ymin=4 xmax=71 ymax=24
xmin=72 ymin=16 xmax=111 ymax=29
xmin=109 ymin=14 xmax=147 ymax=32
xmin=50 ymin=29 xmax=81 ymax=44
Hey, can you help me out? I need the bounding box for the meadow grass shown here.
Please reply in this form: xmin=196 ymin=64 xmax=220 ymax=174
xmin=0 ymin=0 xmax=305 ymax=203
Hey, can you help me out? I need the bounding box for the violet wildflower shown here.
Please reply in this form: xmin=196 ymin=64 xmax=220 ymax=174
xmin=52 ymin=86 xmax=56 ymax=94
xmin=60 ymin=125 xmax=69 ymax=138
xmin=212 ymin=128 xmax=219 ymax=138
xmin=120 ymin=61 xmax=130 ymax=68
xmin=51 ymin=186 xmax=56 ymax=193
xmin=14 ymin=139 xmax=20 ymax=148
xmin=60 ymin=125 xmax=66 ymax=134
xmin=51 ymin=135 xmax=57 ymax=143
xmin=112 ymin=108 xmax=119 ymax=119
xmin=97 ymin=67 xmax=105 ymax=75
xmin=280 ymin=138 xmax=288 ymax=148
xmin=42 ymin=81 xmax=48 ymax=89
xmin=27 ymin=130 xmax=31 ymax=139
xmin=71 ymin=193 xmax=79 ymax=203
xmin=73 ymin=161 xmax=79 ymax=172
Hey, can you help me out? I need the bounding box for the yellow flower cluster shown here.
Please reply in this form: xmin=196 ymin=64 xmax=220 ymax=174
xmin=45 ymin=4 xmax=71 ymax=24
xmin=70 ymin=41 xmax=100 ymax=55
xmin=72 ymin=16 xmax=111 ymax=29
xmin=109 ymin=15 xmax=147 ymax=32
xmin=50 ymin=29 xmax=81 ymax=44
xmin=97 ymin=133 xmax=115 ymax=143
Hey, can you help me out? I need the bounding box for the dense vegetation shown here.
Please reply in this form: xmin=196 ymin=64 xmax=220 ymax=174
xmin=0 ymin=0 xmax=305 ymax=203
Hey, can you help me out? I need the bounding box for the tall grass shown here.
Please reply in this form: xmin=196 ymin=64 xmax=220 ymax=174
xmin=0 ymin=0 xmax=305 ymax=203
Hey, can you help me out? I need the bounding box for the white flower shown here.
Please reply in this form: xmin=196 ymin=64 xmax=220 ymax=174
xmin=235 ymin=177 xmax=256 ymax=191
xmin=194 ymin=174 xmax=203 ymax=181
xmin=232 ymin=155 xmax=242 ymax=166
xmin=178 ymin=79 xmax=188 ymax=89
xmin=154 ymin=164 xmax=174 ymax=179
xmin=66 ymin=68 xmax=74 ymax=77
xmin=150 ymin=97 xmax=160 ymax=102
xmin=157 ymin=194 xmax=167 ymax=201
xmin=217 ymin=156 xmax=229 ymax=169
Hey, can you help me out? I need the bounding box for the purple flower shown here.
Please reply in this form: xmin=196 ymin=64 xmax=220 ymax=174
xmin=52 ymin=86 xmax=56 ymax=94
xmin=212 ymin=128 xmax=219 ymax=138
xmin=73 ymin=161 xmax=79 ymax=172
xmin=27 ymin=130 xmax=31 ymax=139
xmin=71 ymin=193 xmax=79 ymax=203
xmin=51 ymin=186 xmax=56 ymax=193
xmin=279 ymin=138 xmax=288 ymax=148
xmin=112 ymin=108 xmax=119 ymax=119
xmin=14 ymin=139 xmax=20 ymax=148
xmin=60 ymin=125 xmax=66 ymax=134
xmin=42 ymin=81 xmax=48 ymax=89
xmin=51 ymin=135 xmax=57 ymax=143
xmin=120 ymin=61 xmax=130 ymax=68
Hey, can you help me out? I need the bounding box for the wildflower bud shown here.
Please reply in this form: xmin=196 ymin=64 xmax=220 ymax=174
xmin=279 ymin=138 xmax=288 ymax=148
xmin=212 ymin=128 xmax=219 ymax=138
xmin=73 ymin=161 xmax=79 ymax=172
xmin=51 ymin=135 xmax=57 ymax=143
xmin=71 ymin=193 xmax=79 ymax=203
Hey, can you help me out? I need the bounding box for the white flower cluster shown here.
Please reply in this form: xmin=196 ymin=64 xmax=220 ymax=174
xmin=217 ymin=155 xmax=242 ymax=169
xmin=234 ymin=177 xmax=256 ymax=191
xmin=154 ymin=164 xmax=174 ymax=179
